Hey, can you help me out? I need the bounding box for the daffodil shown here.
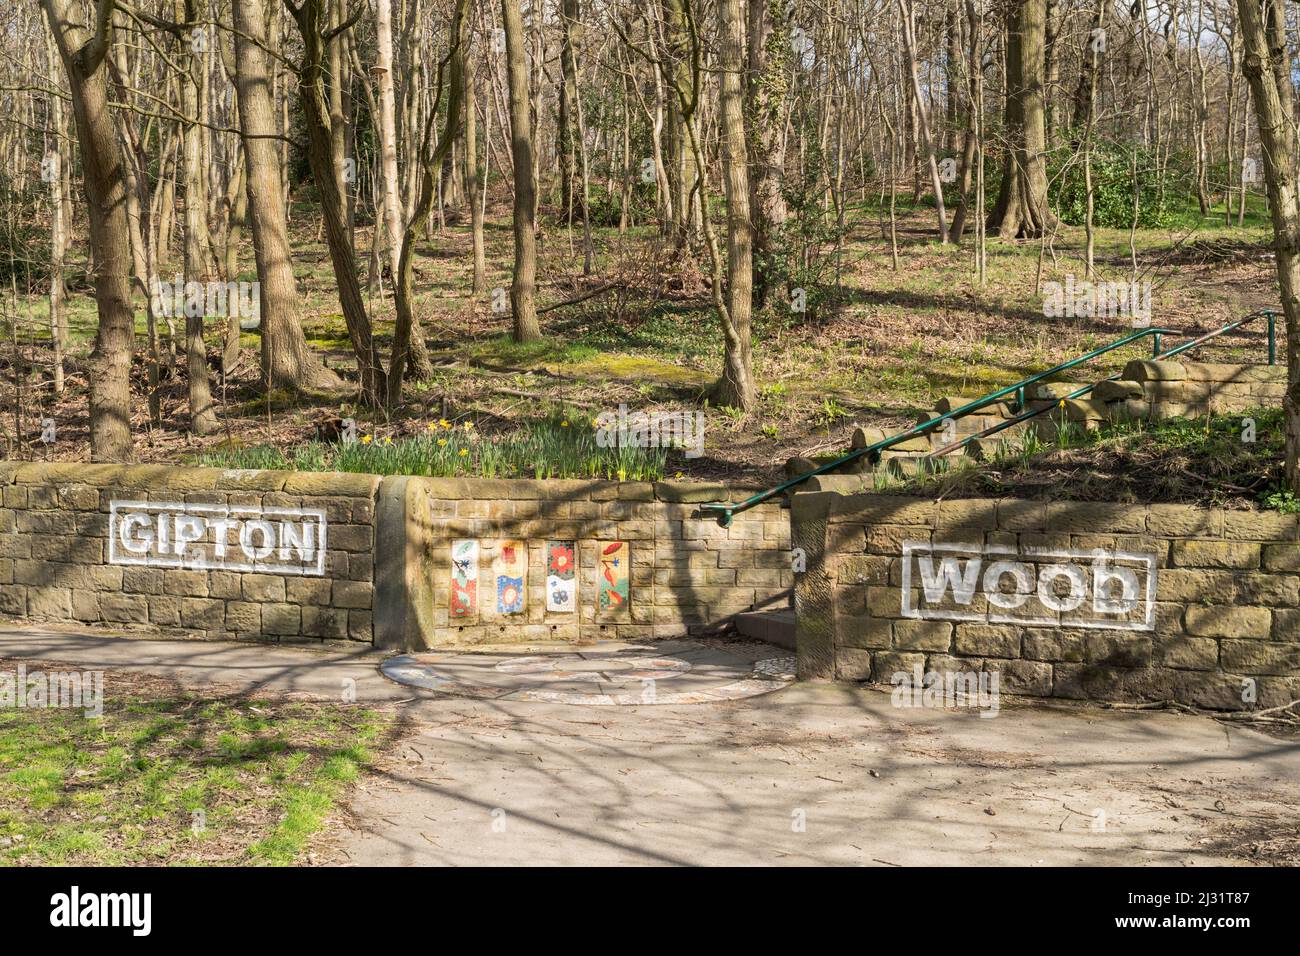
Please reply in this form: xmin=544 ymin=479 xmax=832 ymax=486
xmin=458 ymin=448 xmax=469 ymax=457
xmin=617 ymin=468 xmax=626 ymax=482
xmin=560 ymin=420 xmax=569 ymax=428
xmin=437 ymin=438 xmax=448 ymax=447
xmin=439 ymin=419 xmax=451 ymax=430
xmin=383 ymin=436 xmax=393 ymax=445
xmin=361 ymin=434 xmax=373 ymax=444
xmin=674 ymin=471 xmax=684 ymax=479
xmin=463 ymin=421 xmax=475 ymax=432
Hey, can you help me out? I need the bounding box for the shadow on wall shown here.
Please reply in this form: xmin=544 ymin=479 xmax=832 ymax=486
xmin=0 ymin=462 xmax=796 ymax=651
xmin=791 ymin=474 xmax=1300 ymax=710
xmin=392 ymin=477 xmax=793 ymax=649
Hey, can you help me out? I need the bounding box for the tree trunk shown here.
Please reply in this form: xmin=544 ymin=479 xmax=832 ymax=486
xmin=233 ymin=0 xmax=342 ymax=392
xmin=464 ymin=48 xmax=487 ymax=296
xmin=501 ymin=0 xmax=540 ymax=342
xmin=287 ymin=0 xmax=386 ymax=402
xmin=1081 ymin=0 xmax=1105 ymax=277
xmin=108 ymin=35 xmax=163 ymax=426
xmin=988 ymin=0 xmax=1056 ymax=239
xmin=663 ymin=0 xmax=698 ymax=244
xmin=375 ymin=0 xmax=404 ymax=279
xmin=182 ymin=0 xmax=218 ymax=435
xmin=714 ymin=0 xmax=756 ymax=410
xmin=898 ymin=0 xmax=950 ymax=243
xmin=390 ymin=0 xmax=470 ymax=406
xmin=1237 ymin=0 xmax=1300 ymax=491
xmin=45 ymin=29 xmax=67 ymax=397
xmin=746 ymin=0 xmax=789 ymax=308
xmin=327 ymin=0 xmax=353 ymax=251
xmin=557 ymin=0 xmax=582 ymax=219
xmin=222 ymin=152 xmax=247 ymax=375
xmin=41 ymin=0 xmax=134 ymax=461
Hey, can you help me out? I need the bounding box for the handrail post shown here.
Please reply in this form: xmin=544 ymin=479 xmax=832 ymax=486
xmin=1151 ymin=333 xmax=1161 ymax=357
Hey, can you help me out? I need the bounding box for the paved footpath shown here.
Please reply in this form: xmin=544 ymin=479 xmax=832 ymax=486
xmin=2 ymin=624 xmax=1298 ymax=866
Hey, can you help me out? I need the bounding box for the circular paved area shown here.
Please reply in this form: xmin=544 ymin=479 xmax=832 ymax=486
xmin=380 ymin=640 xmax=795 ymax=705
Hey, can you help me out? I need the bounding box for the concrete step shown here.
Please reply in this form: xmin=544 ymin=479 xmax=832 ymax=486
xmin=735 ymin=608 xmax=796 ymax=651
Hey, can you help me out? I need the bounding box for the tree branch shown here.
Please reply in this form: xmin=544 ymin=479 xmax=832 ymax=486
xmin=81 ymin=0 xmax=118 ymax=73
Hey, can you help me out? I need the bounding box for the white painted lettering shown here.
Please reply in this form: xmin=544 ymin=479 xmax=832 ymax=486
xmin=109 ymin=502 xmax=326 ymax=576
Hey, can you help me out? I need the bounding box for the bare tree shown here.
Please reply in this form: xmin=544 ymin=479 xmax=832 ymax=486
xmin=234 ymin=0 xmax=343 ymax=393
xmin=989 ymin=0 xmax=1056 ymax=238
xmin=181 ymin=0 xmax=218 ymax=435
xmin=390 ymin=0 xmax=470 ymax=403
xmin=714 ymin=0 xmax=756 ymax=409
xmin=374 ymin=0 xmax=404 ymax=280
xmin=502 ymin=0 xmax=540 ymax=342
xmin=463 ymin=32 xmax=487 ymax=296
xmin=41 ymin=0 xmax=134 ymax=461
xmin=746 ymin=0 xmax=789 ymax=306
xmin=1236 ymin=0 xmax=1300 ymax=490
xmin=285 ymin=0 xmax=387 ymax=402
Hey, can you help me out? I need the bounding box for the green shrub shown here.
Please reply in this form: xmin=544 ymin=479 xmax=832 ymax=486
xmin=1049 ymin=140 xmax=1178 ymax=228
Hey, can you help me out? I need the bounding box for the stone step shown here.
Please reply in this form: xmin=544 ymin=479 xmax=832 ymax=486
xmin=734 ymin=608 xmax=796 ymax=651
xmin=851 ymin=426 xmax=929 ymax=453
xmin=1121 ymin=359 xmax=1286 ymax=385
xmin=1027 ymin=381 xmax=1089 ymax=401
xmin=931 ymin=396 xmax=1019 ymax=418
xmin=1091 ymin=379 xmax=1145 ymax=402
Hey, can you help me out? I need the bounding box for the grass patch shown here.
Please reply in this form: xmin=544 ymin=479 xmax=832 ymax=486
xmin=467 ymin=335 xmax=600 ymax=367
xmin=0 ymin=665 xmax=392 ymax=866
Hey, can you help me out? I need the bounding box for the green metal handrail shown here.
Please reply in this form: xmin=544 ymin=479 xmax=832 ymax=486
xmin=700 ymin=325 xmax=1179 ymax=527
xmin=925 ymin=310 xmax=1276 ymax=459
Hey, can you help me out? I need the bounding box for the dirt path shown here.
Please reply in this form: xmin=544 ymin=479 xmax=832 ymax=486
xmin=2 ymin=625 xmax=1296 ymax=866
xmin=320 ymin=683 xmax=1300 ymax=866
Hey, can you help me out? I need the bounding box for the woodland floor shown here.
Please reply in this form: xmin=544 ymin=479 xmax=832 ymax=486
xmin=0 ymin=193 xmax=1282 ymax=484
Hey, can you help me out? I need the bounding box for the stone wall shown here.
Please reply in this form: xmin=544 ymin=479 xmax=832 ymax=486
xmin=792 ymin=479 xmax=1300 ymax=709
xmin=378 ymin=477 xmax=790 ymax=648
xmin=1118 ymin=360 xmax=1287 ymax=419
xmin=0 ymin=463 xmax=790 ymax=649
xmin=0 ymin=462 xmax=378 ymax=642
